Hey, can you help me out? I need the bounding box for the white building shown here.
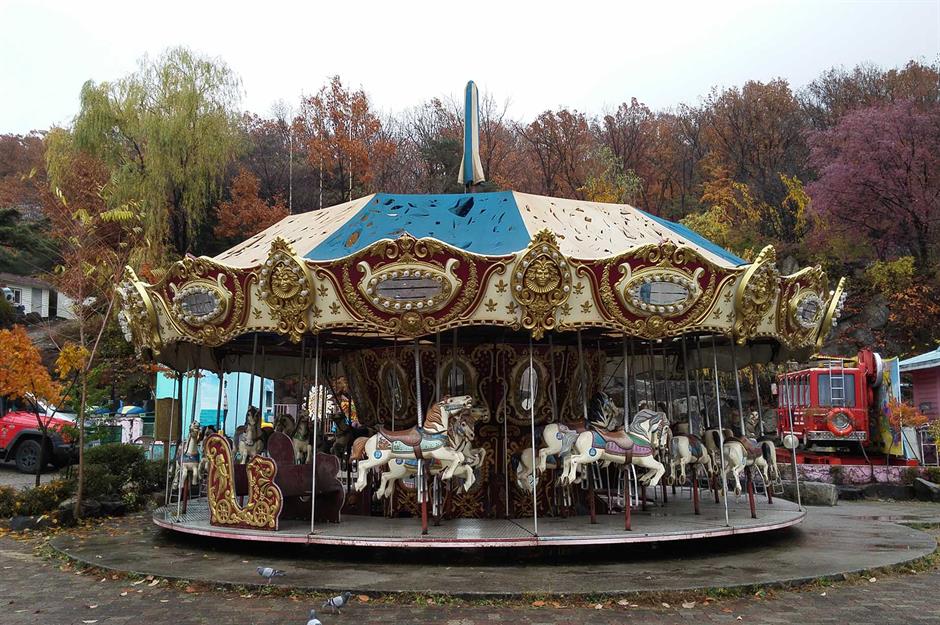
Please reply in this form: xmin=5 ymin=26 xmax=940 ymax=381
xmin=0 ymin=272 xmax=76 ymax=320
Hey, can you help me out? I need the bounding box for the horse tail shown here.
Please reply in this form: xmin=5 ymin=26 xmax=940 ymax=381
xmin=351 ymin=436 xmax=369 ymax=461
xmin=760 ymin=441 xmax=776 ymax=468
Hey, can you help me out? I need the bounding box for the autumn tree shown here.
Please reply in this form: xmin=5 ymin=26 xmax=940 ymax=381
xmin=517 ymin=109 xmax=595 ymax=197
xmin=213 ymin=168 xmax=288 ymax=242
xmin=807 ymin=99 xmax=940 ymax=273
xmin=70 ymin=47 xmax=242 ymax=259
xmin=0 ymin=325 xmax=63 ymax=485
xmin=297 ymin=76 xmax=395 ymax=207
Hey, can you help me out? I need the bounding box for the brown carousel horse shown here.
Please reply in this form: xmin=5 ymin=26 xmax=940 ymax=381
xmin=351 ymin=395 xmax=474 ymax=492
xmin=236 ymin=406 xmax=264 ymax=464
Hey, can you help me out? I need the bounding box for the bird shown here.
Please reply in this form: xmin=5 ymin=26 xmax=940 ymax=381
xmin=306 ymin=609 xmax=322 ymax=625
xmin=322 ymin=591 xmax=352 ymax=614
xmin=256 ymin=566 xmax=286 ymax=583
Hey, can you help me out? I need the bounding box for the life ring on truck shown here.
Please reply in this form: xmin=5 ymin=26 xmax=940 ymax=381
xmin=825 ymin=408 xmax=854 ymax=436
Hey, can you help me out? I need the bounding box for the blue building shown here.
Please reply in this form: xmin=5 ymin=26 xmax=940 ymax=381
xmin=155 ymin=370 xmax=274 ymax=438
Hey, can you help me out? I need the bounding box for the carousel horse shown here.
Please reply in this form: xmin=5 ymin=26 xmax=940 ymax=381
xmin=273 ymin=413 xmax=295 ymax=436
xmin=292 ymin=412 xmax=312 ymax=464
xmin=237 ymin=406 xmax=264 ymax=464
xmin=534 ymin=392 xmax=622 ymax=474
xmin=703 ymin=427 xmax=735 ymax=466
xmin=668 ymin=433 xmax=714 ymax=486
xmin=717 ymin=435 xmax=778 ymax=496
xmin=329 ymin=412 xmax=372 ymax=460
xmin=375 ymin=418 xmax=485 ymax=499
xmin=563 ymin=408 xmax=670 ymax=487
xmin=351 ymin=395 xmax=475 ymax=492
xmin=171 ymin=420 xmax=203 ymax=501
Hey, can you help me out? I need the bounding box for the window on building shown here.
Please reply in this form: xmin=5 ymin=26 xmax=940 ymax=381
xmin=10 ymin=288 xmax=21 ymax=304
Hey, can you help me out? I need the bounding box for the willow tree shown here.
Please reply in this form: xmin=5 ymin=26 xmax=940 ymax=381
xmin=70 ymin=47 xmax=242 ymax=259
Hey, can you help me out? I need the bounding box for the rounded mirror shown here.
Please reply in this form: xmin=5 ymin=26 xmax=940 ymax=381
xmin=639 ymin=280 xmax=690 ymax=306
xmin=519 ymin=364 xmax=539 ymax=412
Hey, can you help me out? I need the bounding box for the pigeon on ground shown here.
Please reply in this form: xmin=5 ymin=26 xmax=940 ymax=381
xmin=256 ymin=566 xmax=286 ymax=583
xmin=306 ymin=609 xmax=322 ymax=625
xmin=322 ymin=591 xmax=352 ymax=614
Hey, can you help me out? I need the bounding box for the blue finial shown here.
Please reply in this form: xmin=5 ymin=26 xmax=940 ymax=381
xmin=458 ymin=80 xmax=485 ymax=189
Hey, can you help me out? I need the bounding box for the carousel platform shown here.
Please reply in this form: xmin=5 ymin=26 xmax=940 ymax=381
xmin=153 ymin=494 xmax=804 ymax=548
xmin=50 ymin=501 xmax=939 ymax=597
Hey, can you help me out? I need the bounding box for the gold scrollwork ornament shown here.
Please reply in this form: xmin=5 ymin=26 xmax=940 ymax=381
xmin=258 ymin=238 xmax=314 ymax=342
xmin=510 ymin=230 xmax=572 ymax=340
xmin=816 ymin=277 xmax=847 ymax=350
xmin=733 ymin=245 xmax=780 ymax=343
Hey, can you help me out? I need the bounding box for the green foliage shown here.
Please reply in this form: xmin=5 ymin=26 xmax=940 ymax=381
xmin=900 ymin=466 xmax=920 ymax=486
xmin=0 ymin=479 xmax=74 ymax=518
xmin=67 ymin=46 xmax=242 ymax=258
xmin=0 ymin=208 xmax=59 ymax=275
xmin=0 ymin=486 xmax=17 ymax=517
xmin=0 ymin=297 xmax=15 ymax=328
xmin=579 ymin=146 xmax=643 ymax=205
xmin=866 ymin=257 xmax=915 ymax=296
xmin=924 ymin=466 xmax=940 ymax=484
xmin=77 ymin=444 xmax=162 ymax=509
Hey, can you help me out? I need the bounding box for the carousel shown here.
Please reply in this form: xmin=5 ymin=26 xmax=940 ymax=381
xmin=118 ymin=83 xmax=845 ymax=549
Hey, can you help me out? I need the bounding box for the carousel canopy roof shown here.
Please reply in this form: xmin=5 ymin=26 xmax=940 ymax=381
xmin=214 ymin=192 xmax=747 ymax=268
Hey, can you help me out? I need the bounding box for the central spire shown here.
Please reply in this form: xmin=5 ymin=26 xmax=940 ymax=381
xmin=458 ymin=80 xmax=485 ymax=190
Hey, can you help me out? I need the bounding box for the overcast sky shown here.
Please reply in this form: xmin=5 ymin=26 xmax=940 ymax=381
xmin=1 ymin=0 xmax=938 ymax=134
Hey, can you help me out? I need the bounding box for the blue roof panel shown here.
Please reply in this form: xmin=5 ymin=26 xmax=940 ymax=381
xmin=639 ymin=210 xmax=747 ymax=266
xmin=306 ymin=192 xmax=529 ymax=260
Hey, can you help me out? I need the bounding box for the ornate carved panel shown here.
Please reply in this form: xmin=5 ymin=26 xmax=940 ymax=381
xmin=733 ymin=245 xmax=780 ymax=343
xmin=510 ymin=230 xmax=572 ymax=339
xmin=205 ymin=434 xmax=283 ymax=531
xmin=258 ymin=238 xmax=315 ymax=342
xmin=776 ymin=265 xmax=829 ymax=350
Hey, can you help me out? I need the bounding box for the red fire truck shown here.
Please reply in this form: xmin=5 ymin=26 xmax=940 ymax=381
xmin=775 ymin=349 xmax=890 ymax=454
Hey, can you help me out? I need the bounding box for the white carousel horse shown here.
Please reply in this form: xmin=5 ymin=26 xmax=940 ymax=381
xmin=352 ymin=395 xmax=475 ymax=492
xmin=375 ymin=427 xmax=485 ymax=499
xmin=717 ymin=435 xmax=779 ymax=496
xmin=668 ymin=433 xmax=714 ymax=486
xmin=237 ymin=406 xmax=264 ymax=464
xmin=516 ymin=392 xmax=621 ymax=492
xmin=273 ymin=412 xmax=295 ymax=436
xmin=563 ymin=408 xmax=670 ymax=487
xmin=172 ymin=420 xmax=203 ymax=492
xmin=292 ymin=412 xmax=312 ymax=464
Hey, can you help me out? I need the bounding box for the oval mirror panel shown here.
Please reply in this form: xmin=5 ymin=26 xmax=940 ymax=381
xmin=179 ymin=290 xmax=220 ymax=317
xmin=638 ymin=281 xmax=690 ymax=306
xmin=375 ymin=275 xmax=444 ymax=301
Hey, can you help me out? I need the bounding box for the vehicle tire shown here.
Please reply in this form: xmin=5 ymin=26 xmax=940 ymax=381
xmin=14 ymin=438 xmax=42 ymax=474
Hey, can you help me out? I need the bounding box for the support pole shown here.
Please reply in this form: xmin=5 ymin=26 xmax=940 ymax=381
xmin=622 ymin=336 xmax=629 ymax=424
xmin=746 ymin=465 xmax=757 ymax=519
xmin=624 ymin=465 xmax=632 ymax=531
xmin=752 ymin=364 xmax=765 ymax=436
xmin=528 ymin=335 xmax=539 ymax=536
xmin=711 ymin=336 xmax=731 ymax=527
xmin=696 ymin=336 xmax=710 ymax=429
xmin=247 ymin=334 xmax=258 ymax=414
xmin=549 ymin=334 xmax=558 ymax=422
xmin=414 ymin=339 xmax=428 ymax=535
xmin=215 ymin=369 xmax=225 ymax=432
xmin=691 ymin=465 xmax=701 ymax=515
xmin=578 ymin=330 xmax=596 ymax=524
xmin=309 ymin=334 xmax=320 ymax=533
xmin=681 ymin=336 xmax=694 ymax=432
xmin=258 ymin=346 xmax=266 ymax=418
xmin=730 ymin=344 xmax=746 ymax=436
xmin=783 ymin=364 xmax=803 ymax=510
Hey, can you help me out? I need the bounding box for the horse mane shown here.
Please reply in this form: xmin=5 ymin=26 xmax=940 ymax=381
xmin=351 ymin=436 xmax=369 ymax=460
xmin=423 ymin=402 xmax=444 ymax=430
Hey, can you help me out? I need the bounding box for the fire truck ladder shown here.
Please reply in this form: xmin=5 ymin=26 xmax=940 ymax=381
xmin=828 ymin=360 xmax=847 ymax=407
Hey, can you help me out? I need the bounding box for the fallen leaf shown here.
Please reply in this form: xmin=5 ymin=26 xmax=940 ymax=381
xmin=131 ymin=580 xmax=144 ymax=586
xmin=82 ymin=621 xmax=98 ymax=624
xmin=594 ymin=603 xmax=603 ymax=610
xmin=661 ymin=602 xmax=671 ymax=608
xmin=357 ymin=595 xmax=370 ymax=603
xmin=87 ymin=605 xmax=98 ymax=609
xmin=98 ymin=578 xmax=106 ymax=583
xmin=185 ymin=586 xmax=198 ymax=593
xmin=159 ymin=600 xmax=169 ymax=603
xmin=148 ymin=580 xmax=159 ymax=587
xmin=868 ymin=577 xmax=877 ymax=583
xmin=682 ymin=601 xmax=696 ymax=609
xmin=820 ymin=592 xmax=827 ymax=597
xmin=617 ymin=599 xmax=629 ymax=606
xmin=532 ymin=600 xmax=545 ymax=607
xmin=145 ymin=575 xmax=154 ymax=581
xmin=120 ymin=592 xmax=127 ymax=597
xmin=551 ymin=602 xmax=562 ymax=608
xmin=737 ymin=617 xmax=743 ymax=621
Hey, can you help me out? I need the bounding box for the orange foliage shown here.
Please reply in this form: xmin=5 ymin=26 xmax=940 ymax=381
xmin=0 ymin=326 xmax=62 ymax=407
xmin=887 ymin=399 xmax=928 ymax=430
xmin=214 ymin=169 xmax=288 ymax=240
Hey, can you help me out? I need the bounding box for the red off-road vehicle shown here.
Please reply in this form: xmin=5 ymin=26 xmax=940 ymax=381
xmin=0 ymin=404 xmax=76 ymax=473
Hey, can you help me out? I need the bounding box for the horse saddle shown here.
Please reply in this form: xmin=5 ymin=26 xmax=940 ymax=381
xmin=592 ymin=429 xmax=634 ymax=457
xmin=737 ymin=437 xmax=763 ymax=460
xmin=687 ymin=435 xmax=705 ymax=458
xmin=379 ymin=426 xmax=422 ymax=446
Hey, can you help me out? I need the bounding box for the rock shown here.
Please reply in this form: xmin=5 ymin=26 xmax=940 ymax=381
xmin=836 ymin=485 xmax=865 ymax=501
xmin=861 ymin=482 xmax=915 ymax=501
xmin=781 ymin=480 xmax=838 ymax=506
xmin=913 ymin=478 xmax=940 ymax=503
xmin=57 ymin=496 xmax=103 ymax=525
xmin=98 ymin=500 xmax=127 ymax=517
xmin=8 ymin=515 xmax=53 ymax=532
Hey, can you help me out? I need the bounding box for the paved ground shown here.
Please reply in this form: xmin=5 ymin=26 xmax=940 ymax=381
xmin=0 ymin=463 xmax=64 ymax=490
xmin=1 ymin=524 xmax=938 ymax=625
xmin=50 ymin=502 xmax=938 ymax=596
